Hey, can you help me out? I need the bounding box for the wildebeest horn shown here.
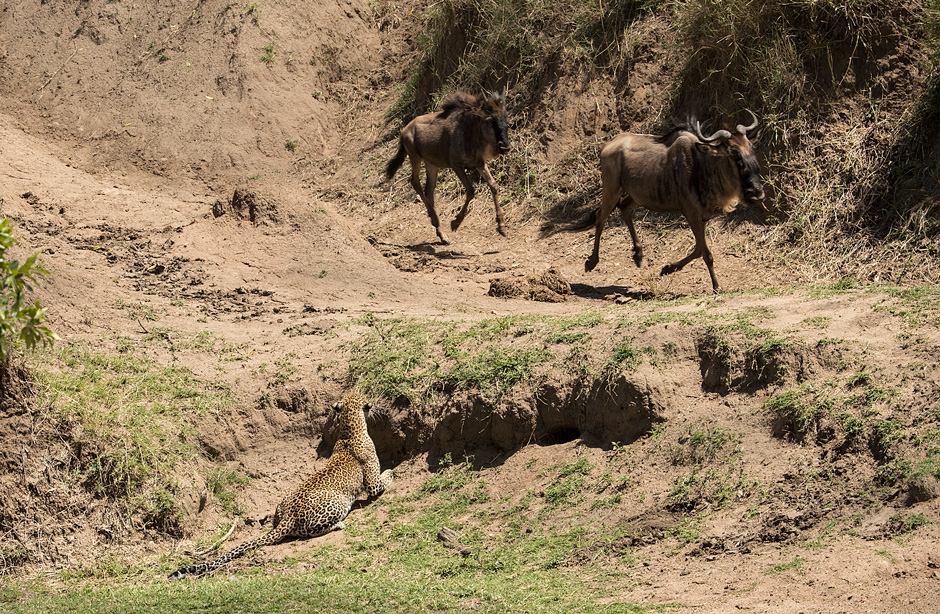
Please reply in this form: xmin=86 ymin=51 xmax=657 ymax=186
xmin=694 ymin=121 xmax=732 ymax=144
xmin=735 ymin=109 xmax=758 ymax=135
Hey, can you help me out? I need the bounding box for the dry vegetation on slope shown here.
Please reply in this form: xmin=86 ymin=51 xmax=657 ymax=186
xmin=391 ymin=0 xmax=940 ymax=281
xmin=1 ymin=0 xmax=940 ymax=612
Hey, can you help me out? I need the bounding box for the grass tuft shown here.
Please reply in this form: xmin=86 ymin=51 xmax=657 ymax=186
xmin=17 ymin=339 xmax=238 ymax=543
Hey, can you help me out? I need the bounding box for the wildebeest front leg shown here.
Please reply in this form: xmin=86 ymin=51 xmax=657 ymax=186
xmin=660 ymin=215 xmax=719 ymax=293
xmin=450 ymin=165 xmax=476 ymax=233
xmin=413 ymin=162 xmax=450 ymax=245
xmin=479 ymin=164 xmax=507 ymax=237
xmin=617 ymin=197 xmax=643 ymax=267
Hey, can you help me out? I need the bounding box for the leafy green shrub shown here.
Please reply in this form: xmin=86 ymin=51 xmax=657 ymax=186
xmin=0 ymin=217 xmax=57 ymax=364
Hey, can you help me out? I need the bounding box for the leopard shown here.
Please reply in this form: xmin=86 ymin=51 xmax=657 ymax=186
xmin=168 ymin=393 xmax=393 ymax=579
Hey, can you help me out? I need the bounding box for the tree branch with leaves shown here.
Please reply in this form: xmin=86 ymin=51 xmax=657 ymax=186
xmin=1 ymin=217 xmax=58 ymax=365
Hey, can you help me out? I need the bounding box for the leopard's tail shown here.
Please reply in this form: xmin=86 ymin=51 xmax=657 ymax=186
xmin=168 ymin=524 xmax=290 ymax=580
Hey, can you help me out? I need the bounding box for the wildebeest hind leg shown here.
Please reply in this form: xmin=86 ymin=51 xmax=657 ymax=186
xmin=450 ymin=165 xmax=476 ymax=233
xmin=417 ymin=163 xmax=449 ymax=245
xmin=585 ymin=177 xmax=621 ymax=272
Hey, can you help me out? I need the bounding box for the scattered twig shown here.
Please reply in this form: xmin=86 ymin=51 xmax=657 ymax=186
xmin=195 ymin=518 xmax=239 ymax=556
xmin=137 ymin=318 xmax=151 ymax=335
xmin=38 ymin=49 xmax=78 ymax=98
xmin=437 ymin=527 xmax=471 ymax=557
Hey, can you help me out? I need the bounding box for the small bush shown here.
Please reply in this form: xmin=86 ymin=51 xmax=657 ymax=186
xmin=0 ymin=217 xmax=58 ymax=364
xmin=887 ymin=512 xmax=931 ymax=536
xmin=765 ymin=385 xmax=827 ymax=441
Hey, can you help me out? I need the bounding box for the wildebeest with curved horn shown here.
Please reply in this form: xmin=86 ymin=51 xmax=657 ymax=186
xmin=384 ymin=89 xmax=510 ymax=245
xmin=583 ymin=110 xmax=765 ymax=294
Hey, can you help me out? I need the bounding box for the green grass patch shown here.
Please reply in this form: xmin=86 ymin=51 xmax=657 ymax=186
xmin=31 ymin=455 xmax=684 ymax=614
xmin=27 ymin=340 xmax=237 ymax=531
xmin=543 ymin=456 xmax=594 ymax=508
xmin=765 ymin=383 xmax=831 ymax=441
xmin=667 ymin=466 xmax=758 ymax=512
xmin=346 ymin=312 xmax=633 ymax=405
xmin=418 ymin=459 xmax=477 ymax=496
xmin=0 ymin=569 xmax=681 ymax=613
xmin=878 ymin=285 xmax=940 ymax=328
xmin=800 ymin=315 xmax=832 ymax=328
xmin=116 ymin=328 xmax=250 ymax=361
xmin=260 ymin=43 xmax=276 ymax=64
xmin=808 ymin=278 xmax=860 ymax=299
xmin=273 ymin=352 xmax=299 ymax=384
xmin=671 ymin=427 xmax=741 ymax=465
xmin=767 ymin=556 xmax=807 ymax=575
xmin=697 ymin=314 xmax=794 ymax=390
xmin=668 ymin=516 xmax=702 ymax=546
xmin=888 ymin=512 xmax=931 ymax=537
xmin=116 ymin=299 xmax=164 ymax=321
xmin=606 ymin=338 xmax=644 ymax=372
xmin=207 ymin=467 xmax=252 ymax=516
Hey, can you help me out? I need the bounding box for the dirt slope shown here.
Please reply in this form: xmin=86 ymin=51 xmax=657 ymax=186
xmin=1 ymin=0 xmax=939 ymax=611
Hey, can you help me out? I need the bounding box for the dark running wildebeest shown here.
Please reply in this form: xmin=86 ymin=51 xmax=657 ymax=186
xmin=584 ymin=110 xmax=765 ymax=294
xmin=385 ymin=89 xmax=510 ymax=245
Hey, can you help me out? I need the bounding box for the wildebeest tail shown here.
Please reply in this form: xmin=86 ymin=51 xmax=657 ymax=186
xmin=566 ymin=207 xmax=600 ymax=232
xmin=384 ymin=142 xmax=407 ymax=182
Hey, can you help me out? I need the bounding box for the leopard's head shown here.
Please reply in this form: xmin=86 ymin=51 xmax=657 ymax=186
xmin=331 ymin=393 xmax=371 ymax=439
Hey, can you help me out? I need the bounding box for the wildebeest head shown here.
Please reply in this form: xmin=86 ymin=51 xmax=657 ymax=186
xmin=694 ymin=110 xmax=765 ymax=205
xmin=482 ymin=88 xmax=510 ymax=154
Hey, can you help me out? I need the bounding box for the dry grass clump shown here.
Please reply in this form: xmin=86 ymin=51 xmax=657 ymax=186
xmin=673 ymin=0 xmax=939 ymax=283
xmin=765 ymin=76 xmax=940 ymax=284
xmin=388 ymin=0 xmax=662 ymax=124
xmin=672 ymin=0 xmax=908 ymax=112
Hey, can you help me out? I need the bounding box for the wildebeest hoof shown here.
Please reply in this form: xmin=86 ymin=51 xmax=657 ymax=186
xmin=498 ymin=227 xmax=507 ymax=237
xmin=660 ymin=265 xmax=676 ymax=276
xmin=450 ymin=219 xmax=462 ymax=232
xmin=633 ymin=253 xmax=645 ymax=268
xmin=584 ymin=258 xmax=598 ymax=272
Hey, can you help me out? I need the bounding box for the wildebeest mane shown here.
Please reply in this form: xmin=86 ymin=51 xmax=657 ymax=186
xmin=440 ymin=92 xmax=482 ymax=117
xmin=440 ymin=92 xmax=496 ymax=155
xmin=654 ymin=115 xmax=699 ymax=145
